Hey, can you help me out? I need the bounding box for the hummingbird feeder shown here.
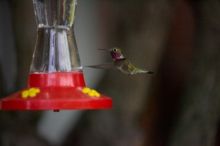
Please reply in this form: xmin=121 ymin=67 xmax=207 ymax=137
xmin=0 ymin=0 xmax=112 ymax=110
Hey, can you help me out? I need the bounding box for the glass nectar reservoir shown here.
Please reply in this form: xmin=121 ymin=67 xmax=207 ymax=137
xmin=0 ymin=0 xmax=112 ymax=110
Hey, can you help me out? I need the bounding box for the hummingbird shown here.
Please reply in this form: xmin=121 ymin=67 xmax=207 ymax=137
xmin=86 ymin=47 xmax=154 ymax=75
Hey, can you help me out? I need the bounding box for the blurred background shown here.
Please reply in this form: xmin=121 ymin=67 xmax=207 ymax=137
xmin=1 ymin=0 xmax=220 ymax=146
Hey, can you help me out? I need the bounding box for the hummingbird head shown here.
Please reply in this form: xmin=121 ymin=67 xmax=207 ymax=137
xmin=110 ymin=48 xmax=125 ymax=61
xmin=98 ymin=47 xmax=125 ymax=61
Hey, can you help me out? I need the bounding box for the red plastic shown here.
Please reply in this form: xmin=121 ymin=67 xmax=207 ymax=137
xmin=28 ymin=71 xmax=85 ymax=88
xmin=0 ymin=71 xmax=112 ymax=110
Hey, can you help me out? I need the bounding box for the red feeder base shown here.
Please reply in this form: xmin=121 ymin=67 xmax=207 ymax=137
xmin=0 ymin=72 xmax=112 ymax=110
xmin=0 ymin=87 xmax=112 ymax=110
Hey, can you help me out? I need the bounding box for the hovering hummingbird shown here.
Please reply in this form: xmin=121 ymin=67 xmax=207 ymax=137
xmin=86 ymin=47 xmax=154 ymax=75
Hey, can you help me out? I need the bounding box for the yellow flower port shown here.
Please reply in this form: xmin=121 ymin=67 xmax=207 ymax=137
xmin=21 ymin=88 xmax=40 ymax=99
xmin=82 ymin=87 xmax=101 ymax=98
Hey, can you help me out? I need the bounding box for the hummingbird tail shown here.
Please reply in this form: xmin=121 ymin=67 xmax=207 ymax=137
xmin=146 ymin=71 xmax=154 ymax=74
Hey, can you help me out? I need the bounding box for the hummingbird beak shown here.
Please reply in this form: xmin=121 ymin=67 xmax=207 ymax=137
xmin=97 ymin=48 xmax=110 ymax=51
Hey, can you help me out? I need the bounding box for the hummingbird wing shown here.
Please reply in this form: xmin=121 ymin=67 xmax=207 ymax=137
xmin=116 ymin=60 xmax=153 ymax=75
xmin=128 ymin=63 xmax=154 ymax=74
xmin=84 ymin=63 xmax=115 ymax=70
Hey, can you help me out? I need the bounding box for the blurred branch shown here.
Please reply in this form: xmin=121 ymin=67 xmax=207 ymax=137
xmin=169 ymin=0 xmax=220 ymax=146
xmin=11 ymin=0 xmax=36 ymax=88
